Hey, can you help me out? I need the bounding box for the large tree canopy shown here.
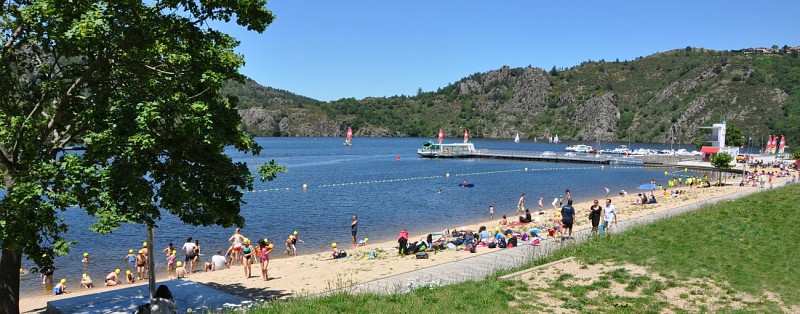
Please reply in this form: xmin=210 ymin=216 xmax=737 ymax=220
xmin=0 ymin=1 xmax=279 ymax=312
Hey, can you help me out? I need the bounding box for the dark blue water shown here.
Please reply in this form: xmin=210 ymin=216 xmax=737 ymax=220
xmin=19 ymin=137 xmax=693 ymax=296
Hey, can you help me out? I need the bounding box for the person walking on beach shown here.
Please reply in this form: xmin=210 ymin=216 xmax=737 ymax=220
xmin=291 ymin=231 xmax=304 ymax=256
xmin=488 ymin=205 xmax=494 ymax=220
xmin=242 ymin=238 xmax=254 ymax=278
xmin=602 ymin=199 xmax=618 ymax=234
xmin=560 ymin=199 xmax=575 ymax=239
xmin=351 ymin=215 xmax=359 ymax=246
xmin=229 ymin=228 xmax=245 ymax=266
xmin=182 ymin=237 xmax=198 ymax=273
xmin=551 ymin=197 xmax=559 ymax=210
xmin=538 ymin=197 xmax=543 ymax=210
xmin=259 ymin=240 xmax=274 ymax=281
xmin=589 ymin=199 xmax=602 ymax=235
xmin=517 ymin=194 xmax=526 ymax=215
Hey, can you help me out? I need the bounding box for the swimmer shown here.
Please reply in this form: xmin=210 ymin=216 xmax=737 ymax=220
xmin=136 ymin=249 xmax=146 ymax=280
xmin=291 ymin=231 xmax=304 ymax=256
xmin=105 ymin=269 xmax=122 ymax=286
xmin=80 ymin=274 xmax=93 ymax=288
xmin=125 ymin=249 xmax=135 ymax=267
xmin=82 ymin=253 xmax=89 ymax=264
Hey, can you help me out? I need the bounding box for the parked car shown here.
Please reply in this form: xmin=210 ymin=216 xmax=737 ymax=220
xmin=736 ymin=155 xmax=747 ymax=163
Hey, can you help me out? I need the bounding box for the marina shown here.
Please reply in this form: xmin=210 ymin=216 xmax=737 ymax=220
xmin=418 ymin=141 xmax=644 ymax=165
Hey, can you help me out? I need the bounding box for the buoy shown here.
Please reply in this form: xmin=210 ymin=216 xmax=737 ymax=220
xmin=525 ymin=167 xmax=529 ymax=171
xmin=302 ymin=184 xmax=308 ymax=190
xmin=601 ymin=165 xmax=605 ymax=170
xmin=446 ymin=173 xmax=450 ymax=177
xmin=396 ymin=155 xmax=401 ymax=161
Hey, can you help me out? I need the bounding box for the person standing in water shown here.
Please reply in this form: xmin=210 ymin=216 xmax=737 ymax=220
xmin=351 ymin=215 xmax=358 ymax=246
xmin=228 ymin=228 xmax=245 ymax=266
xmin=488 ymin=205 xmax=494 ymax=220
xmin=517 ymin=194 xmax=526 ymax=215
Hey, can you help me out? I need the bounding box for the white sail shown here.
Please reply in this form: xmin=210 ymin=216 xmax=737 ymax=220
xmin=554 ymin=134 xmax=560 ymax=143
xmin=514 ymin=133 xmax=520 ymax=143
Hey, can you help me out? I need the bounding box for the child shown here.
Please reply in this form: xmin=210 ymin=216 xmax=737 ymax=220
xmin=330 ymin=242 xmax=340 ymax=259
xmin=136 ymin=250 xmax=146 ymax=280
xmin=175 ymin=261 xmax=187 ymax=278
xmin=125 ymin=270 xmax=135 ymax=284
xmin=82 ymin=253 xmax=89 ymax=264
xmin=80 ymin=274 xmax=93 ymax=288
xmin=125 ymin=249 xmax=136 ymax=267
xmin=53 ymin=279 xmax=67 ymax=295
xmin=284 ymin=235 xmax=293 ymax=255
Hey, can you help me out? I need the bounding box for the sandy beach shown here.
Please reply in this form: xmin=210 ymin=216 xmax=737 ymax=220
xmin=20 ymin=168 xmax=794 ymax=313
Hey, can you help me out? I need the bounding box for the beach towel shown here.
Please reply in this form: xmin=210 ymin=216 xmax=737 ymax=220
xmin=506 ymin=221 xmax=530 ymax=227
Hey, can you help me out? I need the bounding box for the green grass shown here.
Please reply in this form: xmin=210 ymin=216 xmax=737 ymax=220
xmin=248 ymin=185 xmax=799 ymax=313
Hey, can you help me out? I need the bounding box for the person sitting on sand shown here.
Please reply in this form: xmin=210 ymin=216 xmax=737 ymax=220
xmin=125 ymin=270 xmax=136 ymax=284
xmin=519 ymin=209 xmax=532 ymax=223
xmin=206 ymin=251 xmax=228 ymax=272
xmin=357 ymin=237 xmax=368 ymax=246
xmin=53 ymin=279 xmax=67 ymax=295
xmin=398 ymin=230 xmax=409 ymax=255
xmin=499 ymin=215 xmax=508 ymax=225
xmin=80 ymin=273 xmax=93 ymax=288
xmin=105 ymin=269 xmax=122 ymax=286
xmin=331 ymin=242 xmax=340 ymax=259
xmin=175 ymin=261 xmax=187 ymax=278
xmin=150 ymin=285 xmax=177 ymax=314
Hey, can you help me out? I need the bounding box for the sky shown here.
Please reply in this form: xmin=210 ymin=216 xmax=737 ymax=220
xmin=214 ymin=1 xmax=800 ymax=102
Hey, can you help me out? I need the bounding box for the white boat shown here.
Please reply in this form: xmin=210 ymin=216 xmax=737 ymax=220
xmin=553 ymin=134 xmax=560 ymax=143
xmin=607 ymin=145 xmax=631 ymax=155
xmin=418 ymin=141 xmax=476 ymax=158
xmin=565 ymin=144 xmax=593 ymax=153
xmin=514 ymin=133 xmax=520 ymax=143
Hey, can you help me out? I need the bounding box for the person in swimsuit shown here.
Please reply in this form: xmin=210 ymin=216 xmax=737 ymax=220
xmin=259 ymin=240 xmax=273 ymax=281
xmin=351 ymin=215 xmax=358 ymax=246
xmin=162 ymin=242 xmax=174 ymax=257
xmin=53 ymin=279 xmax=67 ymax=295
xmin=141 ymin=242 xmax=149 ymax=278
xmin=125 ymin=270 xmax=135 ymax=284
xmin=182 ymin=237 xmax=198 ymax=273
xmin=82 ymin=253 xmax=89 ymax=264
xmin=125 ymin=249 xmax=136 ymax=267
xmin=80 ymin=273 xmax=93 ymax=288
xmin=284 ymin=235 xmax=293 ymax=256
xmin=192 ymin=239 xmax=201 ymax=269
xmin=241 ymin=238 xmax=253 ymax=278
xmin=291 ymin=231 xmax=304 ymax=256
xmin=105 ymin=269 xmax=122 ymax=286
xmin=229 ymin=228 xmax=245 ymax=266
xmin=589 ymin=199 xmax=602 ymax=235
xmin=175 ymin=261 xmax=187 ymax=278
xmin=136 ymin=249 xmax=146 ymax=280
xmin=167 ymin=250 xmax=177 ymax=279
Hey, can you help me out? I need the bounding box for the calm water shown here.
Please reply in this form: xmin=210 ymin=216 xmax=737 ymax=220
xmin=19 ymin=137 xmax=694 ymax=296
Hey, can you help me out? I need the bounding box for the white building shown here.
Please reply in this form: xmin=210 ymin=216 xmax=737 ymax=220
xmin=699 ymin=120 xmax=739 ymax=159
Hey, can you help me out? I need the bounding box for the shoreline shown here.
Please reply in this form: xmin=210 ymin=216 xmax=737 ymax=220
xmin=20 ymin=167 xmax=793 ymax=313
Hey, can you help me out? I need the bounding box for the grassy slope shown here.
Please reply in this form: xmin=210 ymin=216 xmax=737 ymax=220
xmin=249 ymin=184 xmax=799 ymax=313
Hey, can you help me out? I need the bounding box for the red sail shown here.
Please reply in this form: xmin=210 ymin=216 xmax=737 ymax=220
xmin=463 ymin=129 xmax=469 ymax=143
xmin=437 ymin=128 xmax=443 ymax=144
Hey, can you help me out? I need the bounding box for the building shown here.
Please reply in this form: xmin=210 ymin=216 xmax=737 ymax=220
xmin=699 ymin=120 xmax=739 ymax=161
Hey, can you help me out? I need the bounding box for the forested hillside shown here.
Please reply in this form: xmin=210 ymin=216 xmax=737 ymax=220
xmin=225 ymin=48 xmax=800 ymax=147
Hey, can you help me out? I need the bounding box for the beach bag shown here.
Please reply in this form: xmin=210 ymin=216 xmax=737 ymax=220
xmin=532 ymin=238 xmax=541 ymax=246
xmin=337 ymin=250 xmax=347 ymax=258
xmin=599 ymin=224 xmax=606 ymax=235
xmin=508 ymin=237 xmax=518 ymax=247
xmin=415 ymin=252 xmax=429 ymax=259
xmin=488 ymin=242 xmax=497 ymax=248
xmin=498 ymin=238 xmax=507 ymax=248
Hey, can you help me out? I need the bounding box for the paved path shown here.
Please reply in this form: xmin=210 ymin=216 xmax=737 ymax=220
xmin=332 ymin=186 xmax=772 ymax=295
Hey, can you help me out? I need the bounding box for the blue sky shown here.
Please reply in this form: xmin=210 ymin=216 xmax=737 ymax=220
xmin=215 ymin=1 xmax=799 ymax=101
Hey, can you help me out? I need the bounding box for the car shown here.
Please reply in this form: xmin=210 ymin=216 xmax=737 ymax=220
xmin=736 ymin=155 xmax=747 ymax=163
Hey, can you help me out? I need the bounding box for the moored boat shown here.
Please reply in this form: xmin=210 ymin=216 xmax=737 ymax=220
xmin=417 ymin=141 xmax=476 ymax=158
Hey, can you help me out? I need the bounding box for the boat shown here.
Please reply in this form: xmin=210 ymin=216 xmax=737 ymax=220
xmin=418 ymin=141 xmax=476 ymax=158
xmin=553 ymin=134 xmax=560 ymax=143
xmin=565 ymin=144 xmax=593 ymax=153
xmin=514 ymin=133 xmax=520 ymax=143
xmin=344 ymin=127 xmax=353 ymax=146
xmin=606 ymin=145 xmax=631 ymax=155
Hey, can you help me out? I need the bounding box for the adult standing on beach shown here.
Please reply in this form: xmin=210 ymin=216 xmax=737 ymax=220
xmin=589 ymin=200 xmax=603 ymax=235
xmin=602 ymin=199 xmax=618 ymax=234
xmin=229 ymin=228 xmax=245 ymax=266
xmin=162 ymin=243 xmax=174 ymax=257
xmin=351 ymin=215 xmax=359 ymax=246
xmin=291 ymin=231 xmax=304 ymax=256
xmin=517 ymin=194 xmax=526 ymax=215
xmin=182 ymin=237 xmax=198 ymax=273
xmin=242 ymin=238 xmax=253 ymax=278
xmin=141 ymin=242 xmax=149 ymax=278
xmin=565 ymin=189 xmax=571 ymax=201
xmin=560 ymin=199 xmax=575 ymax=239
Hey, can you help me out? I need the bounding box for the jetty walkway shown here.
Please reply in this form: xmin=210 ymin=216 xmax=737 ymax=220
xmin=422 ymin=148 xmax=646 ymax=165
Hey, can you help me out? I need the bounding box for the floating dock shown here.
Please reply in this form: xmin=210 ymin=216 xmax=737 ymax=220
xmin=420 ymin=149 xmax=645 ymax=165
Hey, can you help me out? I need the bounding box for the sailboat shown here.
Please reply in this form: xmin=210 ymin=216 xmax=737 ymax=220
xmin=344 ymin=127 xmax=353 ymax=146
xmin=514 ymin=133 xmax=520 ymax=143
xmin=553 ymin=134 xmax=560 ymax=143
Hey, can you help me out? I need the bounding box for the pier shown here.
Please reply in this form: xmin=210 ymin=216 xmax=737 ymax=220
xmin=420 ymin=148 xmax=645 ymax=165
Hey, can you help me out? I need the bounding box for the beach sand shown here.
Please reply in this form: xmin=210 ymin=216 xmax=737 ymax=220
xmin=20 ymin=170 xmax=793 ymax=313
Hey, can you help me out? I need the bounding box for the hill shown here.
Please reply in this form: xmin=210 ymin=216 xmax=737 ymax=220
xmin=227 ymin=47 xmax=800 ymax=147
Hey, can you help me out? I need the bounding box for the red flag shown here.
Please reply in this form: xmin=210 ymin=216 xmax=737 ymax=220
xmin=437 ymin=128 xmax=443 ymax=144
xmin=463 ymin=129 xmax=469 ymax=143
xmin=779 ymin=135 xmax=786 ymax=153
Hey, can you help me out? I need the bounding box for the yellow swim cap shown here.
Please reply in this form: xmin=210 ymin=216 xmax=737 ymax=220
xmin=138 ymin=249 xmax=144 ymax=254
xmin=269 ymin=243 xmax=274 ymax=249
xmin=332 ymin=242 xmax=337 ymax=248
xmin=263 ymin=238 xmax=269 ymax=243
xmin=60 ymin=279 xmax=66 ymax=284
xmin=364 ymin=238 xmax=369 ymax=242
xmin=115 ymin=269 xmax=120 ymax=274
xmin=84 ymin=252 xmax=88 ymax=257
xmin=126 ymin=270 xmax=131 ymax=275
xmin=294 ymin=231 xmax=298 ymax=235
xmin=177 ymin=261 xmax=182 ymax=267
xmin=172 ymin=250 xmax=176 ymax=255
xmin=82 ymin=273 xmax=87 ymax=278
xmin=20 ymin=268 xmax=24 ymax=274
xmin=142 ymin=242 xmax=147 ymax=247
xmin=129 ymin=249 xmax=133 ymax=254
xmin=495 ymin=227 xmax=500 ymax=231
xmin=244 ymin=238 xmax=250 ymax=244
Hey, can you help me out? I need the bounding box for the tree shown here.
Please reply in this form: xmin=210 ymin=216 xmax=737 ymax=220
xmin=0 ymin=1 xmax=281 ymax=313
xmin=549 ymin=65 xmax=558 ymax=76
xmin=710 ymin=153 xmax=733 ymax=185
xmin=725 ymin=124 xmax=746 ymax=147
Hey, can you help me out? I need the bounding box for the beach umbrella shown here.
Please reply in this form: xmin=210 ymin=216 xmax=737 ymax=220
xmin=637 ymin=183 xmax=658 ymax=190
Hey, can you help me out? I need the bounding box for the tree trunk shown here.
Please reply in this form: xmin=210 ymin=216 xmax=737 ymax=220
xmin=0 ymin=249 xmax=22 ymax=314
